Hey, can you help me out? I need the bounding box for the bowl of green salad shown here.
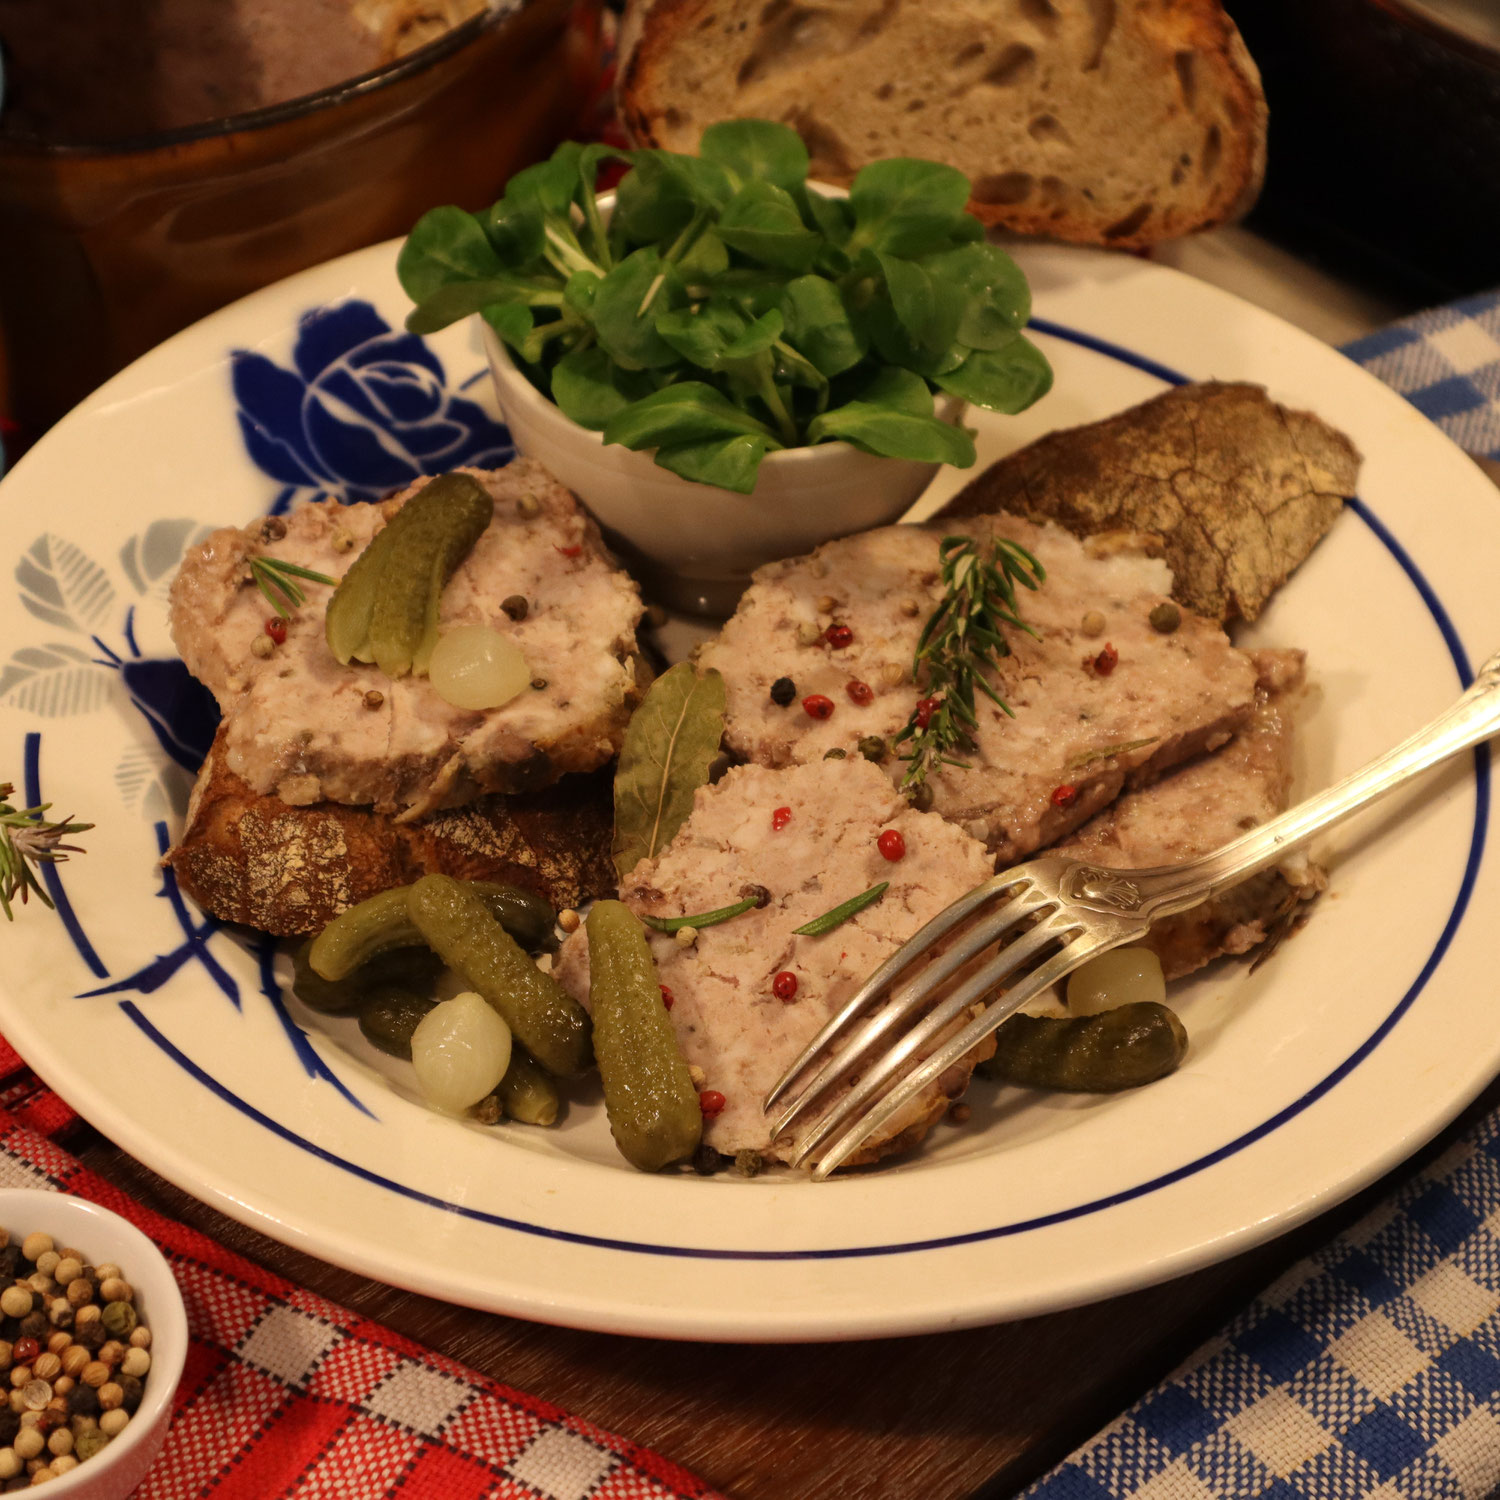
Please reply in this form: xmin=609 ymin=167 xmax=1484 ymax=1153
xmin=399 ymin=121 xmax=1053 ymax=614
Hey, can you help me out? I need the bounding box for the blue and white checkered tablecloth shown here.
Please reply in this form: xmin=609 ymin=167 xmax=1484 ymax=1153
xmin=1024 ymin=291 xmax=1500 ymax=1500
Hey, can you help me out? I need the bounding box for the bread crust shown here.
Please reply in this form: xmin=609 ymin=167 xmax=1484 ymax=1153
xmin=165 ymin=731 xmax=618 ymax=936
xmin=619 ymin=0 xmax=1267 ymax=248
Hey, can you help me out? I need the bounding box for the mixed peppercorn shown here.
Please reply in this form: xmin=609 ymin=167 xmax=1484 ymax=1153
xmin=0 ymin=1229 xmax=155 ymax=1487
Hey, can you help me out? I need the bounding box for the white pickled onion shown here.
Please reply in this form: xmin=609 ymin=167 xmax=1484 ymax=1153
xmin=1066 ymin=947 xmax=1166 ymax=1015
xmin=410 ymin=990 xmax=512 ymax=1112
xmin=429 ymin=624 xmax=530 ymax=710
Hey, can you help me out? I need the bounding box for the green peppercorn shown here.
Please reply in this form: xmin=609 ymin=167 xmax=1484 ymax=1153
xmin=822 ymin=747 xmax=847 ymax=760
xmin=1148 ymin=601 xmax=1181 ymax=634
xmin=73 ymin=1430 xmax=107 ymax=1463
xmin=906 ymin=782 xmax=935 ymax=812
xmin=857 ymin=736 xmax=887 ymax=764
xmin=769 ymin=676 xmax=796 ymax=707
xmin=733 ymin=1150 xmax=763 ymax=1178
xmin=100 ymin=1303 xmax=136 ymax=1340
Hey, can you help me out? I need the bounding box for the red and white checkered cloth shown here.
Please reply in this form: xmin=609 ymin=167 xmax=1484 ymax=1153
xmin=0 ymin=1045 xmax=722 ymax=1500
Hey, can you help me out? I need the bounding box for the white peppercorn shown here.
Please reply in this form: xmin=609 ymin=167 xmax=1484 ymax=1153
xmin=0 ymin=1452 xmax=16 ymax=1481
xmin=48 ymin=1455 xmax=75 ymax=1476
xmin=97 ymin=1411 xmax=128 ymax=1439
xmin=94 ymin=1385 xmax=121 ymax=1413
xmin=8 ymin=1371 xmax=29 ymax=1392
xmin=557 ymin=909 xmax=581 ymax=934
xmin=10 ymin=1431 xmax=40 ymax=1462
xmin=119 ymin=1350 xmax=149 ymax=1380
xmin=32 ymin=1465 xmax=57 ymax=1482
xmin=18 ymin=1240 xmax=50 ymax=1267
xmin=674 ymin=926 xmax=697 ymax=948
xmin=92 ymin=1268 xmax=120 ymax=1286
xmin=0 ymin=1291 xmax=31 ymax=1321
xmin=48 ymin=1265 xmax=78 ymax=1295
xmin=29 ymin=1259 xmax=56 ymax=1283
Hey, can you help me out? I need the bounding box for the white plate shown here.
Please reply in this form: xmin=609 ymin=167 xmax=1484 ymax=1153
xmin=1 ymin=241 xmax=1496 ymax=1343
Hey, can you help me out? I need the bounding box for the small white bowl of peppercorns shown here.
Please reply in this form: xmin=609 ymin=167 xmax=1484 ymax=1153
xmin=0 ymin=1191 xmax=187 ymax=1497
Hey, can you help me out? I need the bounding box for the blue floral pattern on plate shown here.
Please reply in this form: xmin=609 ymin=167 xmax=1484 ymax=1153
xmin=232 ymin=300 xmax=513 ymax=503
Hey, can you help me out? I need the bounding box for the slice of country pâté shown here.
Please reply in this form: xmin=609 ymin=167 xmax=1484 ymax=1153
xmin=699 ymin=514 xmax=1258 ymax=864
xmin=170 ymin=460 xmax=646 ymax=819
xmin=554 ymin=758 xmax=994 ymax=1165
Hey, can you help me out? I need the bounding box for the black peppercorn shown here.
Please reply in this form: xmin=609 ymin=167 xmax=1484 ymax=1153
xmin=75 ymin=1322 xmax=105 ymax=1353
xmin=18 ymin=1312 xmax=46 ymax=1341
xmin=0 ymin=1407 xmax=17 ymax=1444
xmin=0 ymin=1248 xmax=18 ymax=1281
xmin=691 ymin=1144 xmax=728 ymax=1176
xmin=501 ymin=594 xmax=529 ymax=621
xmin=739 ymin=884 xmax=772 ymax=909
xmin=769 ymin=676 xmax=796 ymax=707
xmin=68 ymin=1383 xmax=99 ymax=1418
xmin=117 ymin=1373 xmax=144 ymax=1414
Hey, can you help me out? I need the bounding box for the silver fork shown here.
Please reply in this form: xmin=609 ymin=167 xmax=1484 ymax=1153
xmin=765 ymin=645 xmax=1500 ymax=1178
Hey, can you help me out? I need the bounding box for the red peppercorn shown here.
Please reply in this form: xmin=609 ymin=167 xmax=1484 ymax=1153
xmin=825 ymin=623 xmax=854 ymax=649
xmin=773 ymin=970 xmax=799 ymax=1002
xmin=846 ymin=679 xmax=873 ymax=706
xmin=771 ymin=805 xmax=792 ymax=831
xmin=265 ymin=617 xmax=287 ymax=645
xmin=914 ymin=695 xmax=940 ymax=729
xmin=1093 ymin=643 xmax=1118 ymax=676
xmin=803 ymin=694 xmax=835 ymax=720
xmin=877 ymin=829 xmax=906 ymax=861
xmin=556 ymin=544 xmax=583 ymax=558
xmin=660 ymin=985 xmax=675 ymax=1011
xmin=699 ymin=1090 xmax=726 ymax=1117
xmin=1051 ymin=784 xmax=1078 ymax=808
xmin=13 ymin=1337 xmax=39 ymax=1364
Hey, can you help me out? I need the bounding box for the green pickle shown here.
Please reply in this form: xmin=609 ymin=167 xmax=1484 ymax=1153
xmin=324 ymin=471 xmax=493 ymax=672
xmin=497 ymin=1047 xmax=560 ymax=1126
xmin=978 ymin=1002 xmax=1188 ymax=1093
xmin=292 ymin=941 xmax=441 ymax=1014
xmin=309 ymin=881 xmax=557 ymax=980
xmin=587 ymin=900 xmax=701 ymax=1172
xmin=366 ymin=473 xmax=493 ymax=677
xmin=408 ymin=874 xmax=591 ymax=1077
xmin=357 ymin=987 xmax=440 ymax=1059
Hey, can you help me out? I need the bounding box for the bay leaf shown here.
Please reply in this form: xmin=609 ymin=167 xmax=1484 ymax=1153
xmin=613 ymin=663 xmax=726 ymax=880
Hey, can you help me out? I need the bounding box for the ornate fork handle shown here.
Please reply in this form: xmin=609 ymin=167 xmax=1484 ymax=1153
xmin=1062 ymin=645 xmax=1500 ymax=924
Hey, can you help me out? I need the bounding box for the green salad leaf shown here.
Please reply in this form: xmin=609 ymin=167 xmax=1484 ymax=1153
xmin=399 ymin=124 xmax=1051 ymax=493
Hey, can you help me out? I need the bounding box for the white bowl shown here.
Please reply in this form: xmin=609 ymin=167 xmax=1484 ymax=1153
xmin=0 ymin=1190 xmax=187 ymax=1498
xmin=482 ymin=191 xmax=965 ymax=615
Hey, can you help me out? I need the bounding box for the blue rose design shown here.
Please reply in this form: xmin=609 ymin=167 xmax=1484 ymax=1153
xmin=231 ymin=300 xmax=513 ymax=502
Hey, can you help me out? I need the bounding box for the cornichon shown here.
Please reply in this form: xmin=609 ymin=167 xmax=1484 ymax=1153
xmin=587 ymin=900 xmax=702 ymax=1171
xmin=357 ymin=987 xmax=439 ymax=1059
xmin=408 ymin=874 xmax=591 ymax=1077
xmin=308 ymin=881 xmax=557 ymax=980
xmin=978 ymin=1003 xmax=1188 ymax=1093
xmin=292 ymin=941 xmax=442 ymax=1014
xmin=497 ymin=1046 xmax=560 ymax=1126
xmin=325 ymin=472 xmax=493 ymax=673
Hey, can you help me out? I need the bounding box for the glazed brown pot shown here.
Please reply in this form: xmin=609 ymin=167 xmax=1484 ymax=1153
xmin=0 ymin=0 xmax=603 ymax=437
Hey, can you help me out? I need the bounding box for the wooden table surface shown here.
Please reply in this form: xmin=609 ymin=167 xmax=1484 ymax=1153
xmin=54 ymin=1069 xmax=1500 ymax=1500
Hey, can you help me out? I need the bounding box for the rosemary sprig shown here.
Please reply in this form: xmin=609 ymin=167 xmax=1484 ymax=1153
xmin=250 ymin=554 xmax=336 ymax=620
xmin=893 ymin=534 xmax=1046 ymax=793
xmin=0 ymin=783 xmax=91 ymax=921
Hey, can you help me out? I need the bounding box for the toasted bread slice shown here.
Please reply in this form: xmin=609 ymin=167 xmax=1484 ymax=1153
xmin=936 ymin=382 xmax=1358 ymax=624
xmin=165 ymin=730 xmax=618 ymax=936
xmin=618 ymin=0 xmax=1266 ymax=247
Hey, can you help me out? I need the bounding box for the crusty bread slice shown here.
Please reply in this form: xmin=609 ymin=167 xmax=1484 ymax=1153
xmin=165 ymin=730 xmax=618 ymax=936
xmin=618 ymin=0 xmax=1267 ymax=248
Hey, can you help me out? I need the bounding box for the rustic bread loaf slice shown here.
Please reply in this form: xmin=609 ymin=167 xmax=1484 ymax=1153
xmin=936 ymin=382 xmax=1359 ymax=624
xmin=618 ymin=0 xmax=1266 ymax=247
xmin=165 ymin=730 xmax=618 ymax=936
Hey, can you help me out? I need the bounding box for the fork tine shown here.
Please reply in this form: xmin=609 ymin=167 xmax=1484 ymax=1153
xmin=762 ymin=871 xmax=1032 ymax=1115
xmin=781 ymin=916 xmax=1072 ymax=1167
xmin=766 ymin=889 xmax=1049 ymax=1142
xmin=808 ymin=932 xmax=1116 ymax=1177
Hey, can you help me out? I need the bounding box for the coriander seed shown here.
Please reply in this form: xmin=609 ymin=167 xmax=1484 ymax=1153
xmin=557 ymin=908 xmax=581 ymax=934
xmin=95 ymin=1384 xmax=122 ymax=1413
xmin=79 ymin=1364 xmax=107 ymax=1391
xmin=795 ymin=622 xmax=821 ymax=646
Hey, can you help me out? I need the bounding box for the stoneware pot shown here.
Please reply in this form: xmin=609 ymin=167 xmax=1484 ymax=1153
xmin=0 ymin=1189 xmax=187 ymax=1497
xmin=483 ymin=191 xmax=966 ymax=615
xmin=0 ymin=0 xmax=603 ymax=437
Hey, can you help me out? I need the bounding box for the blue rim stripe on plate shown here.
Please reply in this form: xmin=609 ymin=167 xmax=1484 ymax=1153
xmin=28 ymin=319 xmax=1490 ymax=1261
